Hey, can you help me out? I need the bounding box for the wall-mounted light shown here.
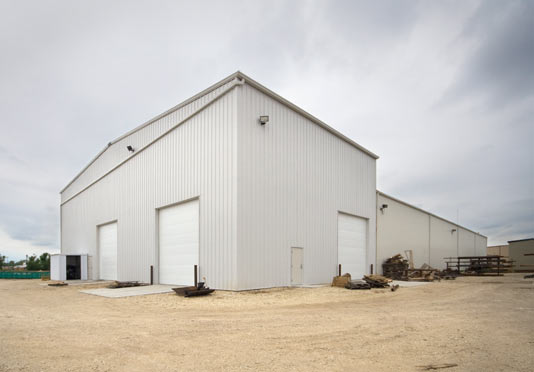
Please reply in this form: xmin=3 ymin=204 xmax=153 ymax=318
xmin=259 ymin=115 xmax=269 ymax=125
xmin=126 ymin=145 xmax=135 ymax=152
xmin=380 ymin=204 xmax=388 ymax=213
xmin=451 ymin=228 xmax=457 ymax=234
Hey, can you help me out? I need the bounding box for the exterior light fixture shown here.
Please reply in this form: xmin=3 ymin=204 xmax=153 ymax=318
xmin=259 ymin=115 xmax=269 ymax=125
xmin=380 ymin=204 xmax=388 ymax=213
xmin=451 ymin=229 xmax=457 ymax=233
xmin=127 ymin=145 xmax=135 ymax=152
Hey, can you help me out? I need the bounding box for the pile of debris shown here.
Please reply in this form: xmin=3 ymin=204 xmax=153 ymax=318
xmin=382 ymin=252 xmax=443 ymax=282
xmin=363 ymin=274 xmax=392 ymax=288
xmin=345 ymin=279 xmax=371 ymax=290
xmin=382 ymin=254 xmax=409 ymax=280
xmin=333 ymin=273 xmax=397 ymax=291
xmin=408 ymin=263 xmax=439 ymax=282
xmin=172 ymin=281 xmax=215 ymax=297
xmin=345 ymin=275 xmax=399 ymax=291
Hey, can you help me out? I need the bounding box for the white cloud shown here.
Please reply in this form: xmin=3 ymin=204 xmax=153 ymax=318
xmin=0 ymin=227 xmax=59 ymax=262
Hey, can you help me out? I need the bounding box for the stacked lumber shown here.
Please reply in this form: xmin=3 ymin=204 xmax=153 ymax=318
xmin=382 ymin=254 xmax=409 ymax=280
xmin=345 ymin=279 xmax=371 ymax=290
xmin=332 ymin=273 xmax=351 ymax=288
xmin=363 ymin=274 xmax=392 ymax=288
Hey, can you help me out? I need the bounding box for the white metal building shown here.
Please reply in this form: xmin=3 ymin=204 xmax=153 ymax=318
xmin=376 ymin=191 xmax=487 ymax=271
xmin=59 ymin=72 xmax=378 ymax=290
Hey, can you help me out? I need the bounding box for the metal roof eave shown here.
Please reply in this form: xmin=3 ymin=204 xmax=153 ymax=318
xmin=377 ymin=190 xmax=488 ymax=239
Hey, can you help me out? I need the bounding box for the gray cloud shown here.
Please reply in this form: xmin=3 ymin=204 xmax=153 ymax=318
xmin=441 ymin=0 xmax=534 ymax=106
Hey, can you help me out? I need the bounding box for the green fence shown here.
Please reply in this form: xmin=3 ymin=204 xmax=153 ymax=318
xmin=0 ymin=271 xmax=50 ymax=279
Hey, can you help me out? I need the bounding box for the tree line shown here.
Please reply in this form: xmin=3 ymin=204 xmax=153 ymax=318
xmin=0 ymin=253 xmax=50 ymax=271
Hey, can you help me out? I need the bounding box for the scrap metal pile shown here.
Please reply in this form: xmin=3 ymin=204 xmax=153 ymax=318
xmin=172 ymin=281 xmax=215 ymax=297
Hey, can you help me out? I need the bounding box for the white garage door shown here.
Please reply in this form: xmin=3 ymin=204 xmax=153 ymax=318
xmin=338 ymin=213 xmax=367 ymax=279
xmin=159 ymin=199 xmax=199 ymax=285
xmin=98 ymin=222 xmax=117 ymax=280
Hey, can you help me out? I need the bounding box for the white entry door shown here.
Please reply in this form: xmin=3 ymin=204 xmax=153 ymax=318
xmin=291 ymin=247 xmax=303 ymax=285
xmin=338 ymin=213 xmax=367 ymax=279
xmin=159 ymin=199 xmax=199 ymax=285
xmin=99 ymin=222 xmax=118 ymax=280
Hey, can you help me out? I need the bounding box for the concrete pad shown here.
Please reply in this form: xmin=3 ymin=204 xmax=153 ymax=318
xmin=80 ymin=284 xmax=175 ymax=298
xmin=392 ymin=280 xmax=431 ymax=287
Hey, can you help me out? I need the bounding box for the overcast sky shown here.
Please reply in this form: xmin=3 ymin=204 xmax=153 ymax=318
xmin=0 ymin=0 xmax=532 ymax=261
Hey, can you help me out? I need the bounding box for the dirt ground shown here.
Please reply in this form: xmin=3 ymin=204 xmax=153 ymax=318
xmin=1 ymin=274 xmax=533 ymax=372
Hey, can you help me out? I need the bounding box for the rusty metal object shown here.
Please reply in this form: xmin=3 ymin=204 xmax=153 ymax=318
xmin=172 ymin=282 xmax=215 ymax=297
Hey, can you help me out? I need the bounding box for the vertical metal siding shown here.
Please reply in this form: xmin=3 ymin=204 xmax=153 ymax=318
xmin=61 ymin=88 xmax=238 ymax=289
xmin=377 ymin=192 xmax=487 ymax=271
xmin=429 ymin=216 xmax=459 ymax=269
xmin=475 ymin=234 xmax=487 ymax=256
xmin=376 ymin=193 xmax=430 ymax=270
xmin=236 ymin=84 xmax=377 ymax=290
xmin=458 ymin=227 xmax=476 ymax=256
xmin=61 ymin=80 xmax=237 ymax=203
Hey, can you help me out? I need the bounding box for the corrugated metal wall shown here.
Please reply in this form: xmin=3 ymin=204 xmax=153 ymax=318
xmin=475 ymin=234 xmax=488 ymax=256
xmin=509 ymin=240 xmax=534 ymax=271
xmin=376 ymin=194 xmax=430 ymax=268
xmin=61 ymin=79 xmax=237 ymax=203
xmin=61 ymin=85 xmax=239 ymax=289
xmin=235 ymin=83 xmax=377 ymax=289
xmin=429 ymin=216 xmax=458 ymax=268
xmin=376 ymin=192 xmax=487 ymax=271
xmin=458 ymin=227 xmax=476 ymax=256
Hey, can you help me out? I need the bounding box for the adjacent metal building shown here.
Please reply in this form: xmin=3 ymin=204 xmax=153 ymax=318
xmin=487 ymin=245 xmax=510 ymax=257
xmin=60 ymin=72 xmax=378 ymax=290
xmin=507 ymin=238 xmax=534 ymax=272
xmin=376 ymin=191 xmax=487 ymax=271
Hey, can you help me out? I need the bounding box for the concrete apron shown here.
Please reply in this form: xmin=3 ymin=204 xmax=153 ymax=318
xmin=80 ymin=284 xmax=176 ymax=298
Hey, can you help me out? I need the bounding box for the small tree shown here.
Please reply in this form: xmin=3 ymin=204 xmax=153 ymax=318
xmin=26 ymin=255 xmax=40 ymax=271
xmin=0 ymin=254 xmax=5 ymax=268
xmin=39 ymin=253 xmax=50 ymax=270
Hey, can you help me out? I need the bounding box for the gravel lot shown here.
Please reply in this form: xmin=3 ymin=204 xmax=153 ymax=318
xmin=1 ymin=274 xmax=533 ymax=371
